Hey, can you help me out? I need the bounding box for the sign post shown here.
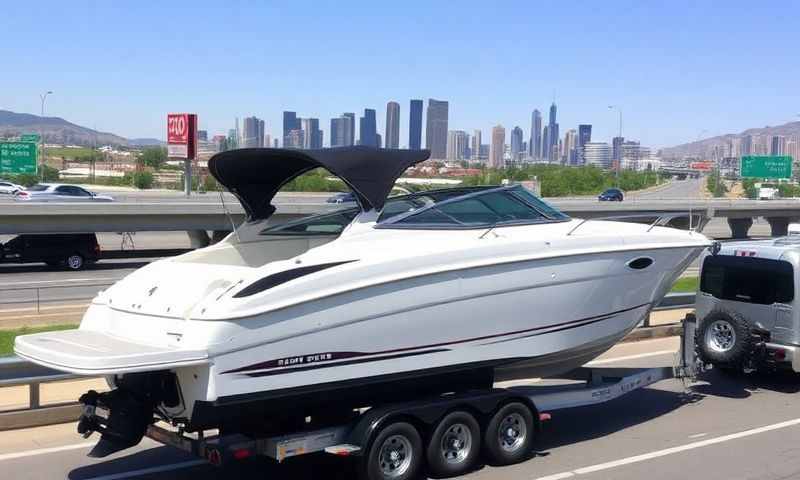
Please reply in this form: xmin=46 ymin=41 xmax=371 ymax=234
xmin=0 ymin=142 xmax=38 ymax=174
xmin=167 ymin=113 xmax=198 ymax=196
xmin=740 ymin=156 xmax=793 ymax=179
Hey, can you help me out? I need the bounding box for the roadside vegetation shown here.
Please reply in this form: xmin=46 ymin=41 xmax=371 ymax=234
xmin=706 ymin=172 xmax=728 ymax=197
xmin=670 ymin=276 xmax=698 ymax=293
xmin=0 ymin=324 xmax=77 ymax=357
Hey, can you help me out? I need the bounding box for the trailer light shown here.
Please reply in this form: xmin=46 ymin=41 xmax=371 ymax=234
xmin=539 ymin=412 xmax=552 ymax=422
xmin=775 ymin=349 xmax=787 ymax=361
xmin=232 ymin=448 xmax=252 ymax=460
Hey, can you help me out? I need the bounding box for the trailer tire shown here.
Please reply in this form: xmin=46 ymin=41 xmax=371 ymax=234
xmin=360 ymin=421 xmax=423 ymax=480
xmin=696 ymin=310 xmax=754 ymax=369
xmin=426 ymin=410 xmax=481 ymax=477
xmin=483 ymin=402 xmax=535 ymax=465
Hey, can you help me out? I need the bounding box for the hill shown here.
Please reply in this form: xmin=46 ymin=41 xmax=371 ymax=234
xmin=0 ymin=110 xmax=128 ymax=146
xmin=661 ymin=121 xmax=800 ymax=158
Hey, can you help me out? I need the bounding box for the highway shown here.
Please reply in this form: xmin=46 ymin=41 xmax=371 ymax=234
xmin=3 ymin=337 xmax=800 ymax=479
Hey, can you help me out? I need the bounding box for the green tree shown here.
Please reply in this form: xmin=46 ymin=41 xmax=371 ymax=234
xmin=139 ymin=147 xmax=167 ymax=169
xmin=132 ymin=171 xmax=154 ymax=189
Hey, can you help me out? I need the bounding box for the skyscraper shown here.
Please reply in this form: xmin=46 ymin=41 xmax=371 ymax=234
xmin=331 ymin=115 xmax=353 ymax=147
xmin=612 ymin=136 xmax=624 ymax=169
xmin=564 ymin=129 xmax=577 ymax=165
xmin=301 ymin=118 xmax=322 ymax=149
xmin=343 ymin=113 xmax=355 ymax=146
xmin=510 ymin=126 xmax=524 ymax=159
xmin=446 ymin=130 xmax=468 ymax=161
xmin=359 ymin=109 xmax=377 ymax=147
xmin=490 ymin=125 xmax=505 ymax=169
xmin=425 ymin=99 xmax=449 ymax=159
xmin=385 ymin=101 xmax=400 ymax=149
xmin=583 ymin=142 xmax=612 ymax=169
xmin=577 ymin=124 xmax=592 ymax=165
xmin=771 ymin=135 xmax=786 ymax=155
xmin=542 ymin=125 xmax=550 ymax=161
xmin=409 ymin=99 xmax=423 ymax=150
xmin=547 ymin=103 xmax=558 ymax=161
xmin=282 ymin=112 xmax=300 ymax=147
xmin=530 ymin=110 xmax=542 ymax=158
xmin=471 ymin=129 xmax=482 ymax=162
xmin=242 ymin=116 xmax=264 ymax=148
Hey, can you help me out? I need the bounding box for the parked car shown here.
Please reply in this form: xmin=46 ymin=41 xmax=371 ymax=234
xmin=326 ymin=191 xmax=356 ymax=204
xmin=695 ymin=238 xmax=800 ymax=373
xmin=598 ymin=188 xmax=624 ymax=201
xmin=0 ymin=180 xmax=23 ymax=195
xmin=0 ymin=233 xmax=101 ymax=270
xmin=14 ymin=183 xmax=114 ymax=202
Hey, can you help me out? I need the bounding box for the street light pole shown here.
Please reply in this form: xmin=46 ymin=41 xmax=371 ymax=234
xmin=608 ymin=105 xmax=622 ymax=187
xmin=39 ymin=91 xmax=53 ymax=180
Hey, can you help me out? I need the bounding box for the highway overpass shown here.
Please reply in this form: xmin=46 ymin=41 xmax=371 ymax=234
xmin=2 ymin=197 xmax=799 ymax=241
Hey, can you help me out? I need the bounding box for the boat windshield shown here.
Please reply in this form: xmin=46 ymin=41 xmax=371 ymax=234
xmin=260 ymin=185 xmax=568 ymax=235
xmin=376 ymin=185 xmax=569 ymax=230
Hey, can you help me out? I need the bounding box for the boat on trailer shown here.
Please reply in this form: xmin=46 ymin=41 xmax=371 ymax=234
xmin=15 ymin=146 xmax=709 ymax=463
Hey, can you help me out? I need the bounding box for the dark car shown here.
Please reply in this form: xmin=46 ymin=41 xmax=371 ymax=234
xmin=0 ymin=234 xmax=101 ymax=270
xmin=326 ymin=191 xmax=357 ymax=204
xmin=598 ymin=188 xmax=624 ymax=201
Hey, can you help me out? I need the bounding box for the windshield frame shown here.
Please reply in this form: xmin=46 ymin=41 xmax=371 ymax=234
xmin=375 ymin=185 xmax=570 ymax=231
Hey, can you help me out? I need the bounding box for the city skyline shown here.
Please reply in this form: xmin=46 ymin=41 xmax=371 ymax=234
xmin=4 ymin=2 xmax=797 ymax=149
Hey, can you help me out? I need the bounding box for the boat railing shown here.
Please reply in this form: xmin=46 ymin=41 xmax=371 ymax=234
xmin=566 ymin=211 xmax=700 ymax=236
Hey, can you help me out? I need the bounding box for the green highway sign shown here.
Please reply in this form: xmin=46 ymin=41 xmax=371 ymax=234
xmin=741 ymin=155 xmax=793 ymax=179
xmin=0 ymin=142 xmax=38 ymax=174
xmin=20 ymin=134 xmax=40 ymax=142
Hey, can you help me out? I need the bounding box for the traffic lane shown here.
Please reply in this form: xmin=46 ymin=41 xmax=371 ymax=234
xmin=628 ymin=177 xmax=703 ymax=200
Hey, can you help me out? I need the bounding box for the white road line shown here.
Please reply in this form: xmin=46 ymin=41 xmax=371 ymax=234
xmin=586 ymin=350 xmax=676 ymax=365
xmin=81 ymin=460 xmax=207 ymax=480
xmin=0 ymin=277 xmax=120 ymax=287
xmin=534 ymin=417 xmax=800 ymax=480
xmin=0 ymin=442 xmax=95 ymax=462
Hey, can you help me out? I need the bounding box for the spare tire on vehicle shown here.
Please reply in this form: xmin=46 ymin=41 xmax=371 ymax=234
xmin=696 ymin=309 xmax=755 ymax=369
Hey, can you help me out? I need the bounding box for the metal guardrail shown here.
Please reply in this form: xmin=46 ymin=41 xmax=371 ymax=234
xmin=0 ymin=292 xmax=696 ymax=414
xmin=0 ymin=282 xmax=113 ymax=313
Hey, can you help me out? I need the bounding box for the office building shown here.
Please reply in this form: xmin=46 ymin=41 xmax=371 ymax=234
xmin=612 ymin=136 xmax=624 ymax=169
xmin=446 ymin=130 xmax=468 ymax=161
xmin=621 ymin=141 xmax=648 ymax=170
xmin=546 ymin=103 xmax=558 ymax=161
xmin=286 ymin=129 xmax=304 ymax=149
xmin=489 ymin=125 xmax=505 ymax=169
xmin=299 ymin=118 xmax=322 ymax=149
xmin=564 ymin=129 xmax=577 ymax=165
xmin=530 ymin=110 xmax=542 ymax=158
xmin=282 ymin=112 xmax=300 ymax=148
xmin=471 ymin=129 xmax=482 ymax=162
xmin=576 ymin=124 xmax=592 ymax=165
xmin=197 ymin=130 xmax=208 ymax=142
xmin=359 ymin=109 xmax=377 ymax=147
xmin=425 ymin=99 xmax=449 ymax=159
xmin=331 ymin=114 xmax=354 ymax=147
xmin=409 ymin=99 xmax=423 ymax=150
xmin=385 ymin=101 xmax=400 ymax=149
xmin=771 ymin=135 xmax=786 ymax=155
xmin=242 ymin=116 xmax=265 ymax=148
xmin=510 ymin=126 xmax=524 ymax=159
xmin=583 ymin=142 xmax=612 ymax=169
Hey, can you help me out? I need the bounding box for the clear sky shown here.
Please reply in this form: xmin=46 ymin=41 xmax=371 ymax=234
xmin=2 ymin=0 xmax=798 ymax=149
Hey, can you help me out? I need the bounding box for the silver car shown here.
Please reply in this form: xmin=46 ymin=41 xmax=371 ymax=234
xmin=695 ymin=238 xmax=800 ymax=373
xmin=0 ymin=180 xmax=23 ymax=195
xmin=15 ymin=183 xmax=114 ymax=202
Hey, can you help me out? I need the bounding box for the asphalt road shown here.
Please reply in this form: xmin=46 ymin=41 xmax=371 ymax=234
xmin=3 ymin=337 xmax=800 ymax=480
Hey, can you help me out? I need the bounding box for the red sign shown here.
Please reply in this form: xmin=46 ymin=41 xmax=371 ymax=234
xmin=167 ymin=113 xmax=197 ymax=159
xmin=690 ymin=161 xmax=713 ymax=171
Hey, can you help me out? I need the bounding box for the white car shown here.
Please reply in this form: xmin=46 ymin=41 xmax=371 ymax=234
xmin=0 ymin=180 xmax=23 ymax=195
xmin=15 ymin=183 xmax=114 ymax=202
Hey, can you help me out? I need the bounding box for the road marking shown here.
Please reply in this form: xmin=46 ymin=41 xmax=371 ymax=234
xmin=0 ymin=277 xmax=120 ymax=287
xmin=586 ymin=350 xmax=676 ymax=365
xmin=81 ymin=460 xmax=207 ymax=480
xmin=0 ymin=442 xmax=95 ymax=462
xmin=0 ymin=303 xmax=89 ymax=314
xmin=533 ymin=417 xmax=800 ymax=480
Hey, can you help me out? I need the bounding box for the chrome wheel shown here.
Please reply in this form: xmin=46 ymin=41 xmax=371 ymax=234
xmin=440 ymin=422 xmax=472 ymax=464
xmin=705 ymin=319 xmax=736 ymax=353
xmin=378 ymin=434 xmax=412 ymax=478
xmin=498 ymin=412 xmax=527 ymax=452
xmin=66 ymin=254 xmax=84 ymax=270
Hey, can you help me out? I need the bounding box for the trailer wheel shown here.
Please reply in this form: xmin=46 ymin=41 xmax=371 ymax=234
xmin=360 ymin=421 xmax=423 ymax=480
xmin=696 ymin=310 xmax=754 ymax=369
xmin=426 ymin=410 xmax=481 ymax=477
xmin=483 ymin=402 xmax=535 ymax=465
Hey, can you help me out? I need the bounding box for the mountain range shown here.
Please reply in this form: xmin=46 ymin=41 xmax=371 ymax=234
xmin=0 ymin=110 xmax=163 ymax=147
xmin=661 ymin=121 xmax=800 ymax=158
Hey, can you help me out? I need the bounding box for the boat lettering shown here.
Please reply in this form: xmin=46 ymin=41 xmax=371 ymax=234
xmin=277 ymin=353 xmax=334 ymax=367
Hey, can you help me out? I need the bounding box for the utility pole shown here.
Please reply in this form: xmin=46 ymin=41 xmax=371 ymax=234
xmin=39 ymin=91 xmax=53 ymax=180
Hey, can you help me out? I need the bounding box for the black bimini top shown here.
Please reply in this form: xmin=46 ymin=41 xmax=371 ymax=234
xmin=208 ymin=147 xmax=430 ymax=220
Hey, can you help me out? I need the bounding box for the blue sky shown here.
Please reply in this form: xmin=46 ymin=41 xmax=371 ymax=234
xmin=2 ymin=1 xmax=798 ymax=149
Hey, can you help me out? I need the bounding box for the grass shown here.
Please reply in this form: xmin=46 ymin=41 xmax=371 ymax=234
xmin=670 ymin=276 xmax=699 ymax=293
xmin=0 ymin=324 xmax=77 ymax=357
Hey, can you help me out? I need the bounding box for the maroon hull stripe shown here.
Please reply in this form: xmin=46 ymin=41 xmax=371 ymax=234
xmin=223 ymin=302 xmax=650 ymax=377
